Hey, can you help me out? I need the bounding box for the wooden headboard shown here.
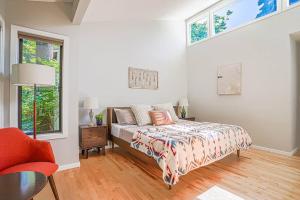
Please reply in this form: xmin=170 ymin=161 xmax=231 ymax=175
xmin=107 ymin=107 xmax=130 ymax=139
xmin=106 ymin=106 xmax=179 ymax=140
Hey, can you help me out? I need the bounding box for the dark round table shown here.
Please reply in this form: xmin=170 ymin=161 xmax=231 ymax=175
xmin=0 ymin=171 xmax=47 ymax=200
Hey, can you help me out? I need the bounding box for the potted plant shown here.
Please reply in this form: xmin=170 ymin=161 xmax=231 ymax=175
xmin=95 ymin=113 xmax=104 ymax=126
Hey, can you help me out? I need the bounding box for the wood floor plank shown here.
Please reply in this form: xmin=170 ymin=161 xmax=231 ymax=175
xmin=35 ymin=148 xmax=300 ymax=200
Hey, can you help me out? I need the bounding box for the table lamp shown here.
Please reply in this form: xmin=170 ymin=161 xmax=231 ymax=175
xmin=83 ymin=97 xmax=98 ymax=126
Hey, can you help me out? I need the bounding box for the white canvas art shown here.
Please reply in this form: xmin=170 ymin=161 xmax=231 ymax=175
xmin=128 ymin=67 xmax=158 ymax=90
xmin=217 ymin=63 xmax=242 ymax=95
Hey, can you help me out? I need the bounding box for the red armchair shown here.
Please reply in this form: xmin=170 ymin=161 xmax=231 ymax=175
xmin=0 ymin=128 xmax=59 ymax=200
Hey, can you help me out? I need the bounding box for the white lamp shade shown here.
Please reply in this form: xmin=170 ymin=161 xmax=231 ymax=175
xmin=83 ymin=97 xmax=99 ymax=109
xmin=11 ymin=63 xmax=55 ymax=86
xmin=179 ymin=98 xmax=189 ymax=106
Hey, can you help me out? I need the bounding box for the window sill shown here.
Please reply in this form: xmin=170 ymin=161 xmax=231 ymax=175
xmin=29 ymin=132 xmax=67 ymax=141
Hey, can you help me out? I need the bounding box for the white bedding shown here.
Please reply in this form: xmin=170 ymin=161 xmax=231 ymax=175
xmin=111 ymin=120 xmax=193 ymax=143
xmin=111 ymin=123 xmax=137 ymax=143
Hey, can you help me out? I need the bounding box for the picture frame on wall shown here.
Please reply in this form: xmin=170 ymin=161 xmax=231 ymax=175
xmin=128 ymin=67 xmax=158 ymax=90
xmin=217 ymin=63 xmax=242 ymax=95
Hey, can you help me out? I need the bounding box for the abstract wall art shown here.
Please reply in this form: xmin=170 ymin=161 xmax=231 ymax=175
xmin=217 ymin=63 xmax=242 ymax=95
xmin=128 ymin=67 xmax=158 ymax=90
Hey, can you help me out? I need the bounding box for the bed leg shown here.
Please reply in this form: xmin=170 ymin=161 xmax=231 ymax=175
xmin=168 ymin=185 xmax=172 ymax=190
xmin=237 ymin=149 xmax=240 ymax=158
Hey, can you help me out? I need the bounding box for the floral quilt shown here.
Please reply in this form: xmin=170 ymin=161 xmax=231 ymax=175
xmin=130 ymin=120 xmax=252 ymax=186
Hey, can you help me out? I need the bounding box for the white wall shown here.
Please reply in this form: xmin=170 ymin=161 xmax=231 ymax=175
xmin=187 ymin=7 xmax=300 ymax=152
xmin=4 ymin=1 xmax=80 ymax=166
xmin=3 ymin=1 xmax=187 ymax=165
xmin=0 ymin=0 xmax=5 ymax=128
xmin=296 ymin=41 xmax=300 ymax=148
xmin=0 ymin=0 xmax=6 ymax=17
xmin=78 ymin=21 xmax=187 ymax=124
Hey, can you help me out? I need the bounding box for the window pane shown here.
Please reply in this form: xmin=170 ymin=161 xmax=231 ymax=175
xmin=190 ymin=18 xmax=208 ymax=43
xmin=19 ymin=38 xmax=62 ymax=135
xmin=213 ymin=0 xmax=277 ymax=35
xmin=290 ymin=0 xmax=300 ymax=5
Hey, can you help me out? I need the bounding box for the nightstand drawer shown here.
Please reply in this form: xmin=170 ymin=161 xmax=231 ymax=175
xmin=80 ymin=126 xmax=108 ymax=148
xmin=82 ymin=137 xmax=106 ymax=148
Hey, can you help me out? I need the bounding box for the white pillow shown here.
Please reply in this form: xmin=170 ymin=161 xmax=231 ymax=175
xmin=114 ymin=109 xmax=137 ymax=125
xmin=153 ymin=103 xmax=179 ymax=122
xmin=130 ymin=105 xmax=153 ymax=126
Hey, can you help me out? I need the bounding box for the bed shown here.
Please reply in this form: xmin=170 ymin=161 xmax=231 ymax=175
xmin=107 ymin=107 xmax=252 ymax=189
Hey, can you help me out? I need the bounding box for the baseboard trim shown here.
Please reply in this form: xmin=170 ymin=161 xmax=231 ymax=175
xmin=252 ymin=145 xmax=299 ymax=156
xmin=58 ymin=162 xmax=80 ymax=171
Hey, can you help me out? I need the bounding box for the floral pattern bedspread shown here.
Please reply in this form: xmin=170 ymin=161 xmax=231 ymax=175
xmin=129 ymin=120 xmax=252 ymax=186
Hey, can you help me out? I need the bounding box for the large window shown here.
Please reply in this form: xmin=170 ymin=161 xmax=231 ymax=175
xmin=213 ymin=0 xmax=277 ymax=35
xmin=18 ymin=33 xmax=63 ymax=135
xmin=186 ymin=0 xmax=290 ymax=46
xmin=290 ymin=0 xmax=300 ymax=5
xmin=189 ymin=16 xmax=209 ymax=44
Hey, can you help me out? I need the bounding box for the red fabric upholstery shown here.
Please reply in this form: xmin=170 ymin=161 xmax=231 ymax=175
xmin=0 ymin=162 xmax=58 ymax=177
xmin=0 ymin=128 xmax=58 ymax=177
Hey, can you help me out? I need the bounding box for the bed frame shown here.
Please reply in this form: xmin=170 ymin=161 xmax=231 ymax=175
xmin=106 ymin=107 xmax=240 ymax=189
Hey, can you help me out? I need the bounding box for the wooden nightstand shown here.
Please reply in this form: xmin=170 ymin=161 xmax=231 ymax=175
xmin=79 ymin=125 xmax=108 ymax=159
xmin=180 ymin=117 xmax=195 ymax=121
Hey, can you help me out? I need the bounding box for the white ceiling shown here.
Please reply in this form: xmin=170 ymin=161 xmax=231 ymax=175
xmin=82 ymin=0 xmax=220 ymax=22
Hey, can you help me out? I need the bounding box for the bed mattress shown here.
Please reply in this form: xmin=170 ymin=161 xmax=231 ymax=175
xmin=111 ymin=123 xmax=137 ymax=143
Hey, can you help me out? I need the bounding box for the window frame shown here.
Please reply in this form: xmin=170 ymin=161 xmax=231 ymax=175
xmin=17 ymin=37 xmax=63 ymax=135
xmin=287 ymin=0 xmax=300 ymax=8
xmin=186 ymin=0 xmax=284 ymax=46
xmin=210 ymin=0 xmax=281 ymax=37
xmin=10 ymin=25 xmax=69 ymax=140
xmin=187 ymin=12 xmax=210 ymax=46
xmin=0 ymin=15 xmax=4 ymax=128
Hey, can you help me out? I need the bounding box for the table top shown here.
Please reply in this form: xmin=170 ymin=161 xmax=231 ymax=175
xmin=0 ymin=171 xmax=47 ymax=200
xmin=80 ymin=125 xmax=108 ymax=129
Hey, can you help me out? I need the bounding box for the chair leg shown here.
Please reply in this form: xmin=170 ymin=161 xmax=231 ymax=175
xmin=237 ymin=149 xmax=240 ymax=158
xmin=48 ymin=175 xmax=60 ymax=200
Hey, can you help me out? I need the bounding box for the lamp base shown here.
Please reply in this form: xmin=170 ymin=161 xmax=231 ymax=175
xmin=88 ymin=109 xmax=95 ymax=127
xmin=88 ymin=123 xmax=96 ymax=127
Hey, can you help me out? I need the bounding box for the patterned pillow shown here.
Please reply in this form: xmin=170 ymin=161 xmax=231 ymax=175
xmin=114 ymin=109 xmax=137 ymax=125
xmin=149 ymin=111 xmax=174 ymax=126
xmin=130 ymin=105 xmax=153 ymax=126
xmin=153 ymin=103 xmax=179 ymax=122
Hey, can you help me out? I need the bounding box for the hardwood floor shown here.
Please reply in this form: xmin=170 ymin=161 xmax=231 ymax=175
xmin=35 ymin=148 xmax=300 ymax=200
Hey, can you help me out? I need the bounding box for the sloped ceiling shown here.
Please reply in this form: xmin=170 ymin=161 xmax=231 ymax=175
xmin=82 ymin=0 xmax=220 ymax=22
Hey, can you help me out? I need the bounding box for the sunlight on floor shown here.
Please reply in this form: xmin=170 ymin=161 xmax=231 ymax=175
xmin=196 ymin=186 xmax=245 ymax=200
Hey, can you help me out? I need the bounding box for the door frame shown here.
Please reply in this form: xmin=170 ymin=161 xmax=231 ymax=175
xmin=0 ymin=14 xmax=5 ymax=128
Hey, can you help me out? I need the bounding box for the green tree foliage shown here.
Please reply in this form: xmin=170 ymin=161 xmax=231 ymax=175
xmin=20 ymin=39 xmax=61 ymax=134
xmin=191 ymin=21 xmax=208 ymax=43
xmin=256 ymin=0 xmax=277 ymax=18
xmin=214 ymin=10 xmax=233 ymax=34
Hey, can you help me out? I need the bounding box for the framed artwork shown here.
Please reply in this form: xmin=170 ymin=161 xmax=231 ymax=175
xmin=217 ymin=63 xmax=242 ymax=95
xmin=128 ymin=67 xmax=158 ymax=90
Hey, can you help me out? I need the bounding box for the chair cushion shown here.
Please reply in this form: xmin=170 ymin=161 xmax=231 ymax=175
xmin=0 ymin=162 xmax=58 ymax=177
